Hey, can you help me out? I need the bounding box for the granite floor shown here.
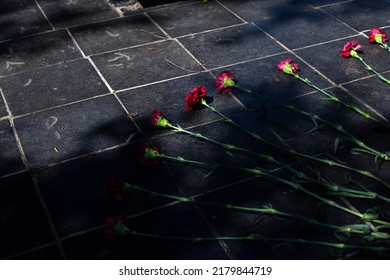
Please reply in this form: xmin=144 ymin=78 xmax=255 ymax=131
xmin=1 ymin=0 xmax=390 ymax=260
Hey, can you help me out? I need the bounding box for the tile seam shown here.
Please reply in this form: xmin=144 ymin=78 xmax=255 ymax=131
xmin=0 ymin=87 xmax=67 ymax=259
xmin=34 ymin=0 xmax=55 ymax=30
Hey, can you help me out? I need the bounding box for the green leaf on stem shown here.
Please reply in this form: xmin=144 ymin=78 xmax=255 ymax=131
xmin=333 ymin=137 xmax=341 ymax=154
xmin=334 ymin=230 xmax=351 ymax=241
xmin=350 ymin=148 xmax=364 ymax=156
xmin=362 ymin=207 xmax=380 ymax=221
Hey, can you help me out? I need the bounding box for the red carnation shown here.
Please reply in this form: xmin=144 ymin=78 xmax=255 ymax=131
xmin=368 ymin=28 xmax=388 ymax=44
xmin=185 ymin=86 xmax=207 ymax=110
xmin=136 ymin=141 xmax=161 ymax=167
xmin=340 ymin=40 xmax=362 ymax=57
xmin=215 ymin=71 xmax=235 ymax=94
xmin=277 ymin=59 xmax=300 ymax=75
xmin=108 ymin=175 xmax=132 ymax=201
xmin=150 ymin=110 xmax=171 ymax=128
xmin=103 ymin=215 xmax=129 ymax=240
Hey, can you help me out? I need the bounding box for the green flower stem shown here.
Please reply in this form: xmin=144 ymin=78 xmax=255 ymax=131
xmin=294 ymin=74 xmax=384 ymax=124
xmin=350 ymin=51 xmax=390 ymax=85
xmin=116 ymin=226 xmax=390 ymax=253
xmin=164 ymin=119 xmax=390 ymax=206
xmin=166 ymin=123 xmax=311 ymax=180
xmin=232 ymin=83 xmax=389 ymax=162
xmin=284 ymin=104 xmax=390 ymax=162
xmin=379 ymin=42 xmax=390 ymax=52
xmin=156 ymin=153 xmax=218 ymax=170
xmin=292 ymin=150 xmax=390 ymax=190
xmin=199 ymin=98 xmax=390 ymax=190
xmin=167 ymin=123 xmax=269 ymax=160
xmin=126 ymin=183 xmax=379 ymax=237
xmin=154 ymin=151 xmax=378 ymax=222
xmin=200 ymin=99 xmax=281 ymax=151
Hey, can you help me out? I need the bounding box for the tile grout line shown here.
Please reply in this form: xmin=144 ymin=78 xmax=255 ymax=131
xmin=314 ymin=2 xmax=363 ymax=35
xmin=59 ymin=201 xmax=184 ymax=242
xmin=66 ymin=28 xmax=115 ymax=94
xmin=306 ymin=0 xmax=354 ymax=9
xmin=12 ymin=93 xmax=111 ymax=120
xmin=29 ymin=141 xmax=134 ymax=173
xmin=144 ymin=12 xmax=172 ymax=39
xmin=291 ymin=33 xmax=362 ymax=52
xmin=34 ymin=0 xmax=55 ymax=30
xmin=215 ymin=0 xmax=248 ymax=24
xmin=1 ymin=242 xmax=58 ymax=260
xmin=0 ymin=87 xmax=67 ymax=259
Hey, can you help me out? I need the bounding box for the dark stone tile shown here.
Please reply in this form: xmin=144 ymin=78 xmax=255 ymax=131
xmin=70 ymin=14 xmax=167 ymax=56
xmin=219 ymin=0 xmax=310 ymax=22
xmin=0 ymin=119 xmax=25 ymax=177
xmin=342 ymin=76 xmax=390 ymax=121
xmin=0 ymin=30 xmax=82 ymax=77
xmin=295 ymin=34 xmax=390 ymax=84
xmin=147 ymin=0 xmax=243 ymax=37
xmin=0 ymin=59 xmax=108 ymax=116
xmin=0 ymin=172 xmax=54 ymax=259
xmin=303 ymin=0 xmax=348 ymax=6
xmin=323 ymin=0 xmax=390 ymax=31
xmin=140 ymin=0 xmax=185 ymax=8
xmin=0 ymin=0 xmax=52 ymax=42
xmin=91 ymin=40 xmax=202 ymax=90
xmin=37 ymin=0 xmax=119 ymax=29
xmin=62 ymin=203 xmax=229 ymax=259
xmin=178 ymin=24 xmax=286 ymax=69
xmin=9 ymin=244 xmax=63 ymax=260
xmin=117 ymin=72 xmax=244 ymax=137
xmin=36 ymin=143 xmax=177 ymax=237
xmin=0 ymin=97 xmax=7 ymax=118
xmin=14 ymin=95 xmax=137 ymax=168
xmin=255 ymin=8 xmax=357 ymax=50
xmin=211 ymin=53 xmax=332 ymax=109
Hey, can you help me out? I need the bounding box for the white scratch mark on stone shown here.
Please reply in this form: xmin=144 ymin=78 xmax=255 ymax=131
xmin=25 ymin=8 xmax=37 ymax=13
xmin=107 ymin=52 xmax=132 ymax=62
xmin=20 ymin=26 xmax=39 ymax=35
xmin=67 ymin=0 xmax=77 ymax=5
xmin=126 ymin=131 xmax=139 ymax=143
xmin=5 ymin=61 xmax=25 ymax=70
xmin=105 ymin=30 xmax=120 ymax=37
xmin=54 ymin=131 xmax=61 ymax=139
xmin=46 ymin=116 xmax=58 ymax=129
xmin=23 ymin=79 xmax=32 ymax=87
xmin=108 ymin=63 xmax=123 ymax=67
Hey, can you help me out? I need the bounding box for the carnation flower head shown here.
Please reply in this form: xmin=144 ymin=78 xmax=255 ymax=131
xmin=137 ymin=141 xmax=161 ymax=167
xmin=216 ymin=71 xmax=235 ymax=94
xmin=103 ymin=215 xmax=130 ymax=240
xmin=277 ymin=59 xmax=300 ymax=75
xmin=150 ymin=110 xmax=171 ymax=128
xmin=368 ymin=28 xmax=388 ymax=44
xmin=108 ymin=175 xmax=132 ymax=201
xmin=185 ymin=86 xmax=207 ymax=110
xmin=340 ymin=40 xmax=362 ymax=57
